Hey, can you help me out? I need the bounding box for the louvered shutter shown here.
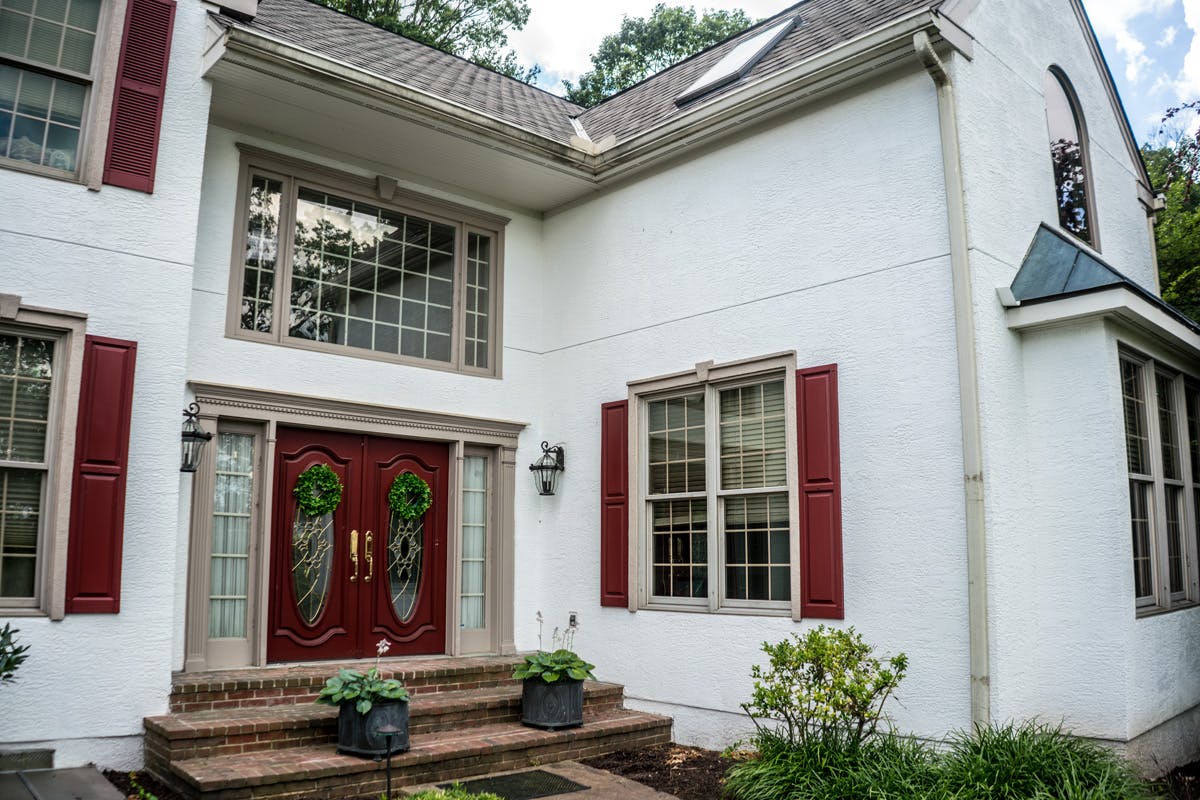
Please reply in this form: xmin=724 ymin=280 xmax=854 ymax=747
xmin=65 ymin=336 xmax=137 ymax=613
xmin=600 ymin=400 xmax=629 ymax=607
xmin=102 ymin=0 xmax=176 ymax=193
xmin=797 ymin=364 xmax=844 ymax=619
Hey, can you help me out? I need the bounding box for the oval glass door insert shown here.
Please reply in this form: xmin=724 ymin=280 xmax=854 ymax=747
xmin=291 ymin=509 xmax=334 ymax=624
xmin=388 ymin=510 xmax=423 ymax=622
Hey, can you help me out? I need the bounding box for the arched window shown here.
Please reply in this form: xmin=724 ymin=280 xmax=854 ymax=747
xmin=1045 ymin=69 xmax=1097 ymax=247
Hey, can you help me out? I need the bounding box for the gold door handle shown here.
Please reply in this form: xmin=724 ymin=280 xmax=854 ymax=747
xmin=350 ymin=529 xmax=359 ymax=583
xmin=364 ymin=530 xmax=374 ymax=583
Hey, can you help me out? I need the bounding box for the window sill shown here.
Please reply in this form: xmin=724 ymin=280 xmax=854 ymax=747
xmin=1136 ymin=601 xmax=1200 ymax=619
xmin=1 ymin=158 xmax=87 ymax=187
xmin=641 ymin=602 xmax=791 ymax=617
xmin=0 ymin=607 xmax=48 ymax=618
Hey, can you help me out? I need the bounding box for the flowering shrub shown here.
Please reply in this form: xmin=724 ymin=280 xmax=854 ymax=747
xmin=742 ymin=625 xmax=907 ymax=747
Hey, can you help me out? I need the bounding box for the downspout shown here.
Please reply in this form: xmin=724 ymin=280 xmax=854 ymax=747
xmin=914 ymin=30 xmax=991 ymax=729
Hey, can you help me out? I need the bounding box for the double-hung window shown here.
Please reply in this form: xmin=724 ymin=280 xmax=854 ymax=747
xmin=1 ymin=0 xmax=103 ymax=176
xmin=230 ymin=152 xmax=506 ymax=376
xmin=636 ymin=354 xmax=796 ymax=614
xmin=1120 ymin=349 xmax=1200 ymax=613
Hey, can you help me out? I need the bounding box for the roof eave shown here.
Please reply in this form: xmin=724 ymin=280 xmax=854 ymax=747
xmin=208 ymin=22 xmax=601 ymax=179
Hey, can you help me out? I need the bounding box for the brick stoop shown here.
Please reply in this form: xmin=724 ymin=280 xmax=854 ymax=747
xmin=146 ymin=657 xmax=672 ymax=800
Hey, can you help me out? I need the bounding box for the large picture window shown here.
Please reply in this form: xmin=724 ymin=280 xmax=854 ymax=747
xmin=230 ymin=154 xmax=505 ymax=376
xmin=1120 ymin=350 xmax=1200 ymax=613
xmin=636 ymin=355 xmax=795 ymax=613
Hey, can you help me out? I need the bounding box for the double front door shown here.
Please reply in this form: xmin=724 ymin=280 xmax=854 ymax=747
xmin=267 ymin=427 xmax=448 ymax=662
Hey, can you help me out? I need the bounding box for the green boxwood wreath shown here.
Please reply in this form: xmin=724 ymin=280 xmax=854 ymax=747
xmin=293 ymin=463 xmax=343 ymax=517
xmin=389 ymin=472 xmax=432 ymax=520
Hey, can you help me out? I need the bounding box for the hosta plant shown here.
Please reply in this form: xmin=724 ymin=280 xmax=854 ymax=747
xmin=316 ymin=667 xmax=409 ymax=714
xmin=512 ymin=648 xmax=596 ymax=683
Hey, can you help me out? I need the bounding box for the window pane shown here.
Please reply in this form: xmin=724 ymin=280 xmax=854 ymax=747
xmin=1121 ymin=359 xmax=1149 ymax=475
xmin=1130 ymin=479 xmax=1154 ymax=601
xmin=465 ymin=233 xmax=490 ymax=369
xmin=724 ymin=493 xmax=789 ymax=602
xmin=1166 ymin=486 xmax=1186 ymax=596
xmin=651 ymin=498 xmax=706 ymax=599
xmin=209 ymin=434 xmax=253 ymax=639
xmin=1158 ymin=372 xmax=1181 ymax=481
xmin=647 ymin=394 xmax=705 ymax=495
xmin=0 ymin=467 xmax=42 ymax=598
xmin=1045 ymin=71 xmax=1093 ymax=245
xmin=461 ymin=455 xmax=487 ymax=629
xmin=720 ymin=380 xmax=787 ymax=490
xmin=2 ymin=65 xmax=85 ymax=171
xmin=0 ymin=333 xmax=53 ymax=463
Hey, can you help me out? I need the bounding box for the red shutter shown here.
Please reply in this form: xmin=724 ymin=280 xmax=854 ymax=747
xmin=65 ymin=336 xmax=137 ymax=614
xmin=600 ymin=400 xmax=629 ymax=607
xmin=797 ymin=364 xmax=844 ymax=619
xmin=102 ymin=0 xmax=176 ymax=193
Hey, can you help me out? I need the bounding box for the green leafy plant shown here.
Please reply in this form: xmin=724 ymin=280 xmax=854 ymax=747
xmin=388 ymin=471 xmax=432 ymax=519
xmin=405 ymin=786 xmax=503 ymax=800
xmin=512 ymin=648 xmax=595 ymax=683
xmin=742 ymin=625 xmax=907 ymax=748
xmin=127 ymin=771 xmax=159 ymax=800
xmin=293 ymin=463 xmax=344 ymax=516
xmin=316 ymin=667 xmax=409 ymax=715
xmin=0 ymin=623 xmax=30 ymax=685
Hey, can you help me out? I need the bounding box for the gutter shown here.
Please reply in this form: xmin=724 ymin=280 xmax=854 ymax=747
xmin=206 ymin=11 xmax=970 ymax=187
xmin=913 ymin=30 xmax=991 ymax=730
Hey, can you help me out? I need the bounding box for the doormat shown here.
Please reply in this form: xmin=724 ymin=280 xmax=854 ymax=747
xmin=438 ymin=769 xmax=588 ymax=799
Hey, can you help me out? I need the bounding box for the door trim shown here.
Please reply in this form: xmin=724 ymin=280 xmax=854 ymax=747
xmin=183 ymin=382 xmax=525 ymax=672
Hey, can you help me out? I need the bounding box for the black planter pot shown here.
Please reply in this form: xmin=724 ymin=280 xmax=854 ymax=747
xmin=520 ymin=678 xmax=584 ymax=730
xmin=336 ymin=701 xmax=410 ymax=758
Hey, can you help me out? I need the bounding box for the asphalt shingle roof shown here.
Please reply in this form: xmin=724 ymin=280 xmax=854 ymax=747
xmin=223 ymin=0 xmax=942 ymax=148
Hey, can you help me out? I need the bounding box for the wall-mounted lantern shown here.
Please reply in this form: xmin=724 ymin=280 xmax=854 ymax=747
xmin=180 ymin=402 xmax=213 ymax=473
xmin=529 ymin=441 xmax=565 ymax=496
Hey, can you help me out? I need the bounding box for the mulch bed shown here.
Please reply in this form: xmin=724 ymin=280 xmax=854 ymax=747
xmin=104 ymin=747 xmax=1200 ymax=800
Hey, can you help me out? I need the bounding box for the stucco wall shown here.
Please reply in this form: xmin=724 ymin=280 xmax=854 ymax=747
xmin=531 ymin=68 xmax=975 ymax=746
xmin=0 ymin=0 xmax=212 ymax=768
xmin=953 ymin=0 xmax=1192 ymax=752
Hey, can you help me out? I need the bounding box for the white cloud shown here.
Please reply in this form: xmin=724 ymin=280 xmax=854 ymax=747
xmin=1179 ymin=0 xmax=1200 ymax=98
xmin=1084 ymin=0 xmax=1175 ymax=82
xmin=1158 ymin=24 xmax=1179 ymax=46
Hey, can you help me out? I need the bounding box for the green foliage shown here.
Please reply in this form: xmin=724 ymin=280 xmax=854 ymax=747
xmin=935 ymin=722 xmax=1157 ymax=800
xmin=315 ymin=667 xmax=409 ymax=715
xmin=512 ymin=649 xmax=595 ymax=683
xmin=743 ymin=626 xmax=907 ymax=748
xmin=127 ymin=772 xmax=159 ymax=800
xmin=405 ymin=786 xmax=503 ymax=800
xmin=1145 ymin=140 xmax=1200 ymax=323
xmin=725 ymin=723 xmax=1158 ymax=800
xmin=293 ymin=463 xmax=344 ymax=516
xmin=0 ymin=623 xmax=29 ymax=685
xmin=563 ymin=3 xmax=753 ymax=106
xmin=388 ymin=471 xmax=433 ymax=519
xmin=312 ymin=0 xmax=540 ymax=82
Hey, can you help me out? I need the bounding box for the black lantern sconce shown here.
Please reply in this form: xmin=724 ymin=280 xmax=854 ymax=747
xmin=180 ymin=402 xmax=213 ymax=473
xmin=529 ymin=441 xmax=565 ymax=496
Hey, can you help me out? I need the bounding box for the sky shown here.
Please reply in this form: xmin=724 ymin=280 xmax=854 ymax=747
xmin=507 ymin=0 xmax=1200 ymax=144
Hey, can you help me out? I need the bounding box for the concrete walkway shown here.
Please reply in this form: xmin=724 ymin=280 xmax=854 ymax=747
xmin=401 ymin=760 xmax=679 ymax=799
xmin=0 ymin=766 xmax=124 ymax=800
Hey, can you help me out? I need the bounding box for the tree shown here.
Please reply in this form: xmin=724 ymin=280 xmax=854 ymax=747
xmin=1147 ymin=102 xmax=1200 ymax=322
xmin=563 ymin=4 xmax=753 ymax=107
xmin=315 ymin=0 xmax=540 ymax=83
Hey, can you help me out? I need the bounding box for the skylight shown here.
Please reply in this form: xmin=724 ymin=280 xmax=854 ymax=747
xmin=675 ymin=18 xmax=797 ymax=105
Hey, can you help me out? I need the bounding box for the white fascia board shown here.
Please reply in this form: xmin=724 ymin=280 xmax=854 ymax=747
xmin=1007 ymin=287 xmax=1200 ymax=358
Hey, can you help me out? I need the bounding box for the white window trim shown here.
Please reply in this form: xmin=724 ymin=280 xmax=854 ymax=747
xmin=1 ymin=0 xmax=128 ymax=188
xmin=225 ymin=146 xmax=508 ymax=378
xmin=1120 ymin=346 xmax=1200 ymax=616
xmin=627 ymin=351 xmax=800 ymax=617
xmin=0 ymin=296 xmax=87 ymax=619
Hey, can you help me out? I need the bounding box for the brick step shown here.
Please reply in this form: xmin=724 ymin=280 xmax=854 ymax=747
xmin=170 ymin=655 xmax=524 ymax=712
xmin=145 ymin=682 xmax=625 ymax=765
xmin=162 ymin=710 xmax=673 ymax=800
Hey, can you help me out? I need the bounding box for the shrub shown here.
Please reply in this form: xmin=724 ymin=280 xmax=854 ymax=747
xmin=405 ymin=787 xmax=503 ymax=800
xmin=742 ymin=625 xmax=907 ymax=748
xmin=0 ymin=623 xmax=30 ymax=685
xmin=935 ymin=721 xmax=1159 ymax=800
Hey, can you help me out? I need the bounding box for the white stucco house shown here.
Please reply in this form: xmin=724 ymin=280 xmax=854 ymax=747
xmin=2 ymin=0 xmax=1199 ymax=791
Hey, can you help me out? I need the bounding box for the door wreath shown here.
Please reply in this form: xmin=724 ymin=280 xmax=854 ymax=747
xmin=293 ymin=463 xmax=344 ymax=516
xmin=388 ymin=472 xmax=432 ymax=520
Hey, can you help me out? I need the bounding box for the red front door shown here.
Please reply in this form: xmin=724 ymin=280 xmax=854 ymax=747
xmin=267 ymin=427 xmax=448 ymax=662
